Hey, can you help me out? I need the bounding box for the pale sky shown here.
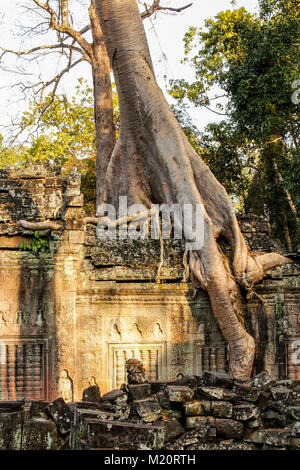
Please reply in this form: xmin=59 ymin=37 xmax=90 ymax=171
xmin=0 ymin=0 xmax=259 ymax=143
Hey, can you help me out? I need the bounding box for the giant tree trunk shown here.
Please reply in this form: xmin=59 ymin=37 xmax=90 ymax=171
xmin=89 ymin=0 xmax=116 ymax=208
xmin=95 ymin=0 xmax=290 ymax=377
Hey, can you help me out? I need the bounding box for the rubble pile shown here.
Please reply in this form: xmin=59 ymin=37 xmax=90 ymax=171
xmin=0 ymin=360 xmax=300 ymax=450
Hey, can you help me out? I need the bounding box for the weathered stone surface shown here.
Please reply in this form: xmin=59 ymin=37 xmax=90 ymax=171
xmin=251 ymin=371 xmax=276 ymax=391
xmin=157 ymin=391 xmax=171 ymax=409
xmin=82 ymin=385 xmax=101 ymax=403
xmin=244 ymin=429 xmax=268 ymax=444
xmin=132 ymin=398 xmax=162 ymax=423
xmin=47 ymin=398 xmax=73 ymax=435
xmin=22 ymin=418 xmax=61 ymax=450
xmin=0 ymin=411 xmax=23 ymax=450
xmin=166 ymin=385 xmax=194 ymax=403
xmin=128 ymin=383 xmax=151 ymax=402
xmin=186 ymin=416 xmax=216 ymax=437
xmin=157 ymin=419 xmax=185 ymax=443
xmin=289 ymin=437 xmax=300 ymax=449
xmin=215 ymin=419 xmax=243 ymax=439
xmin=101 ymin=390 xmax=127 ymax=405
xmin=184 ymin=400 xmax=211 ymax=416
xmin=0 ymin=401 xmax=24 ymax=412
xmin=28 ymin=400 xmax=49 ymax=420
xmin=202 ymin=371 xmax=234 ymax=389
xmin=233 ymin=404 xmax=260 ymax=421
xmin=126 ymin=358 xmax=148 ymax=384
xmin=270 ymin=386 xmax=290 ymax=401
xmin=87 ymin=419 xmax=165 ymax=449
xmin=211 ymin=401 xmax=233 ymax=418
xmin=233 ymin=383 xmax=260 ymax=402
xmin=149 ymin=380 xmax=175 ymax=395
xmin=197 ymin=386 xmax=236 ymax=401
xmin=265 ymin=428 xmax=291 ymax=448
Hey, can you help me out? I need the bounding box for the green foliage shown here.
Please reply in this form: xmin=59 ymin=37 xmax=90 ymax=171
xmin=20 ymin=231 xmax=50 ymax=254
xmin=169 ymin=0 xmax=300 ymax=249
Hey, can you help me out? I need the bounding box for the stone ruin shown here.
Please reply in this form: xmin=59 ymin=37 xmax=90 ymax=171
xmin=1 ymin=362 xmax=300 ymax=450
xmin=0 ymin=166 xmax=299 ymax=447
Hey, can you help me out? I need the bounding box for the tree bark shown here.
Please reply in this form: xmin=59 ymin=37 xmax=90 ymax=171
xmin=95 ymin=0 xmax=290 ymax=377
xmin=89 ymin=0 xmax=116 ymax=208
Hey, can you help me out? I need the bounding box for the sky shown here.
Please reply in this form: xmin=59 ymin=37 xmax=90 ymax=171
xmin=0 ymin=0 xmax=259 ymax=144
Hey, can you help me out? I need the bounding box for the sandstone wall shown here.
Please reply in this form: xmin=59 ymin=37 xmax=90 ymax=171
xmin=0 ymin=169 xmax=299 ymax=401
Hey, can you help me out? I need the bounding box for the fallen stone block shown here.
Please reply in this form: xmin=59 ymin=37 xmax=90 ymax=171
xmin=47 ymin=398 xmax=73 ymax=434
xmin=165 ymin=385 xmax=194 ymax=403
xmin=202 ymin=371 xmax=234 ymax=389
xmin=186 ymin=416 xmax=216 ymax=437
xmin=100 ymin=389 xmax=127 ymax=405
xmin=265 ymin=428 xmax=291 ymax=448
xmin=128 ymin=383 xmax=151 ymax=401
xmin=157 ymin=391 xmax=171 ymax=409
xmin=251 ymin=371 xmax=276 ymax=391
xmin=197 ymin=386 xmax=237 ymax=401
xmin=211 ymin=401 xmax=233 ymax=418
xmin=0 ymin=411 xmax=23 ymax=450
xmin=288 ymin=437 xmax=300 ymax=449
xmin=28 ymin=400 xmax=49 ymax=420
xmin=233 ymin=404 xmax=260 ymax=421
xmin=157 ymin=419 xmax=185 ymax=443
xmin=22 ymin=418 xmax=61 ymax=450
xmin=184 ymin=400 xmax=211 ymax=417
xmin=243 ymin=429 xmax=268 ymax=444
xmin=132 ymin=398 xmax=162 ymax=423
xmin=233 ymin=383 xmax=260 ymax=402
xmin=87 ymin=419 xmax=165 ymax=449
xmin=148 ymin=380 xmax=175 ymax=394
xmin=0 ymin=400 xmax=24 ymax=413
xmin=270 ymin=386 xmax=290 ymax=401
xmin=215 ymin=418 xmax=243 ymax=439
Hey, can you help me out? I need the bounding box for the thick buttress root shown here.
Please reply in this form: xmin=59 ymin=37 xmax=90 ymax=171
xmin=95 ymin=0 xmax=291 ymax=378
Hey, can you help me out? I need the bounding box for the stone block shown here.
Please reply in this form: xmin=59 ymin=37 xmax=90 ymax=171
xmin=215 ymin=419 xmax=243 ymax=439
xmin=165 ymin=385 xmax=194 ymax=403
xmin=157 ymin=392 xmax=171 ymax=409
xmin=197 ymin=386 xmax=237 ymax=401
xmin=251 ymin=371 xmax=276 ymax=391
xmin=101 ymin=389 xmax=127 ymax=405
xmin=186 ymin=416 xmax=216 ymax=436
xmin=233 ymin=383 xmax=260 ymax=402
xmin=47 ymin=398 xmax=73 ymax=435
xmin=233 ymin=404 xmax=260 ymax=421
xmin=87 ymin=419 xmax=165 ymax=450
xmin=270 ymin=386 xmax=290 ymax=401
xmin=22 ymin=418 xmax=61 ymax=450
xmin=132 ymin=398 xmax=162 ymax=423
xmin=265 ymin=428 xmax=291 ymax=448
xmin=211 ymin=401 xmax=233 ymax=418
xmin=0 ymin=411 xmax=23 ymax=450
xmin=243 ymin=429 xmax=268 ymax=444
xmin=128 ymin=383 xmax=152 ymax=401
xmin=157 ymin=419 xmax=185 ymax=442
xmin=184 ymin=400 xmax=211 ymax=416
xmin=202 ymin=371 xmax=234 ymax=389
xmin=28 ymin=400 xmax=49 ymax=420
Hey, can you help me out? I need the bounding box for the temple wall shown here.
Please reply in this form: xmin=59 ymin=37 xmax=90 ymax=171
xmin=0 ymin=169 xmax=299 ymax=401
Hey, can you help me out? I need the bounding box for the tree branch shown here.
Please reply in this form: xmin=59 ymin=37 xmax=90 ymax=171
xmin=141 ymin=1 xmax=193 ymax=19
